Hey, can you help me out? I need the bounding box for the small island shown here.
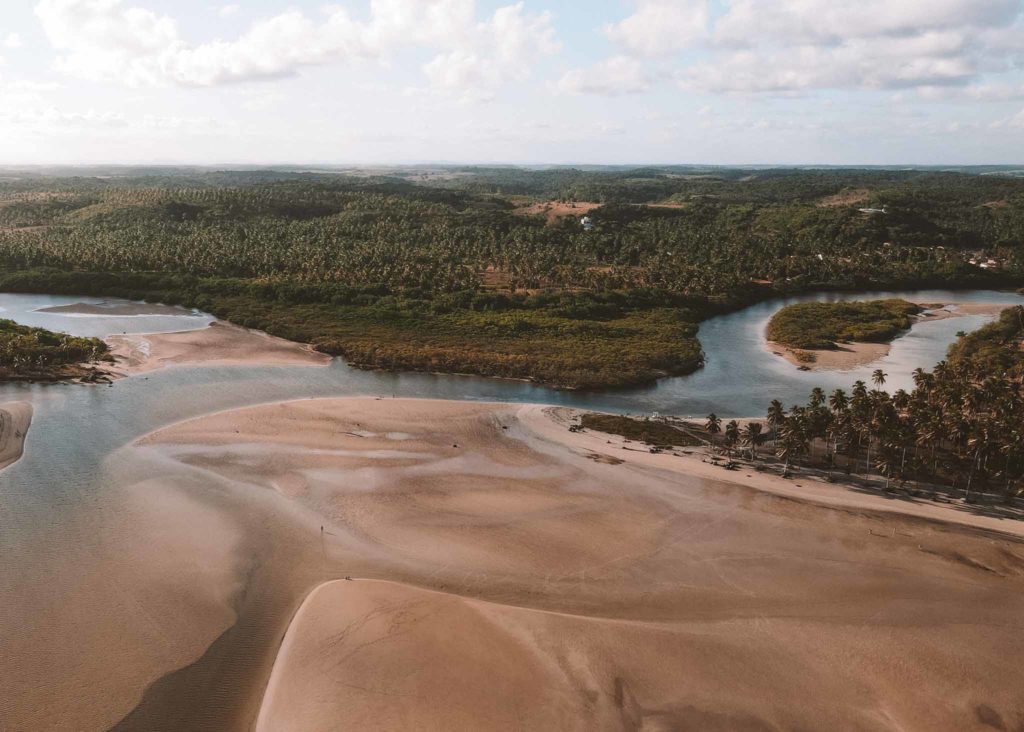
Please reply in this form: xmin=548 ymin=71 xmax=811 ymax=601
xmin=766 ymin=299 xmax=922 ymax=370
xmin=0 ymin=319 xmax=111 ymax=382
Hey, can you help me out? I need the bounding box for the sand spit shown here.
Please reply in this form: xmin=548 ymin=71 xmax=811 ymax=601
xmin=36 ymin=301 xmax=200 ymax=317
xmin=106 ymin=321 xmax=331 ymax=374
xmin=0 ymin=401 xmax=31 ymax=470
xmin=10 ymin=398 xmax=1023 ymax=731
xmin=767 ymin=338 xmax=889 ymax=371
xmin=769 ymin=301 xmax=1016 ymax=371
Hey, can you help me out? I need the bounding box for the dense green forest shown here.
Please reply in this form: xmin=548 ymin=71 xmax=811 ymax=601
xmin=766 ymin=299 xmax=922 ymax=350
xmin=0 ymin=166 xmax=1020 ymax=386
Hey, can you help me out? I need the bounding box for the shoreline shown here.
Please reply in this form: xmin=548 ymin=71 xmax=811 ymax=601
xmin=2 ymin=279 xmax=1021 ymax=390
xmin=767 ymin=300 xmax=1014 ymax=371
xmin=105 ymin=321 xmax=332 ymax=375
xmin=12 ymin=395 xmax=1023 ymax=731
xmin=525 ymin=405 xmax=1024 ymax=539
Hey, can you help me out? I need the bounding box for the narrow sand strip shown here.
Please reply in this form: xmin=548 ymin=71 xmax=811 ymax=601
xmin=524 ymin=404 xmax=1024 ymax=539
xmin=106 ymin=321 xmax=331 ymax=374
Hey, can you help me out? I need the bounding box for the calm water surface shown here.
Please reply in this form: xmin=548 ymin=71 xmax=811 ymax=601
xmin=0 ymin=287 xmax=1021 ymax=543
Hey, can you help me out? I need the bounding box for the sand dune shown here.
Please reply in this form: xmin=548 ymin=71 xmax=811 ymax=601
xmin=258 ymin=574 xmax=1024 ymax=732
xmin=0 ymin=401 xmax=32 ymax=470
xmin=106 ymin=321 xmax=331 ymax=374
xmin=137 ymin=398 xmax=1024 ymax=731
xmin=8 ymin=397 xmax=1023 ymax=731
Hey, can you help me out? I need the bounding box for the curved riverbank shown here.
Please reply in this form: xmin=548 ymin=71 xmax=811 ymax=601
xmin=766 ymin=300 xmax=1014 ymax=372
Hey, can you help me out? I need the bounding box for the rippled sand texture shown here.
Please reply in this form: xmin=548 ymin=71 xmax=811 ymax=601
xmin=106 ymin=321 xmax=331 ymax=374
xmin=6 ymin=397 xmax=1023 ymax=731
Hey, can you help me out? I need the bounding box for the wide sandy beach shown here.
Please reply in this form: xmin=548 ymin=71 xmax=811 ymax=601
xmin=5 ymin=397 xmax=1019 ymax=731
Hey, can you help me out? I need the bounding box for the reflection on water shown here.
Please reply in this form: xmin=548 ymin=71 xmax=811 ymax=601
xmin=0 ymin=292 xmax=211 ymax=338
xmin=0 ymin=287 xmax=1021 ymax=543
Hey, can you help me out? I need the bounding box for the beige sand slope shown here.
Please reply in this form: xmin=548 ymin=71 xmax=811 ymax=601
xmin=106 ymin=321 xmax=331 ymax=374
xmin=256 ymin=573 xmax=1022 ymax=732
xmin=7 ymin=398 xmax=1023 ymax=731
xmin=0 ymin=400 xmax=32 ymax=470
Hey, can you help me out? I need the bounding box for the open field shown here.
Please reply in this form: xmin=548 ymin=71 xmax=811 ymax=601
xmin=512 ymin=200 xmax=602 ymax=225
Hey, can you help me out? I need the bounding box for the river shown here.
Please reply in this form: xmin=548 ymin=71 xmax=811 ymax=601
xmin=0 ymin=287 xmax=1021 ymax=730
xmin=0 ymin=287 xmax=1019 ymax=532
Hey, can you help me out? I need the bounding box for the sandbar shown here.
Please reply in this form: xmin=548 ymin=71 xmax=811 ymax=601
xmin=36 ymin=301 xmax=202 ymax=317
xmin=8 ymin=397 xmax=1022 ymax=731
xmin=106 ymin=321 xmax=331 ymax=374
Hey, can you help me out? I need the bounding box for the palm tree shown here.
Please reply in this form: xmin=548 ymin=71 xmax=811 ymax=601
xmin=777 ymin=414 xmax=807 ymax=475
xmin=724 ymin=420 xmax=740 ymax=457
xmin=872 ymin=369 xmax=887 ymax=390
xmin=828 ymin=388 xmax=849 ymax=416
xmin=705 ymin=413 xmax=721 ymax=454
xmin=743 ymin=422 xmax=765 ymax=461
xmin=767 ymin=400 xmax=785 ymax=443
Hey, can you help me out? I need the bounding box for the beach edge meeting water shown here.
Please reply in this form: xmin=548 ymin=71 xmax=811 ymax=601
xmin=4 ymin=395 xmax=1023 ymax=731
xmin=0 ymin=284 xmax=1021 ymax=727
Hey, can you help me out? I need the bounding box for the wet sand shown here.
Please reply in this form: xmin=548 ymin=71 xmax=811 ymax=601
xmin=769 ymin=301 xmax=1015 ymax=371
xmin=0 ymin=401 xmax=31 ymax=470
xmin=768 ymin=338 xmax=890 ymax=370
xmin=36 ymin=301 xmax=200 ymax=317
xmin=7 ymin=397 xmax=1006 ymax=732
xmin=106 ymin=321 xmax=331 ymax=374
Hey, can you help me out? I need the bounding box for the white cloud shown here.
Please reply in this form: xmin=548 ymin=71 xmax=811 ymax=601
xmin=34 ymin=0 xmax=559 ymax=94
xmin=603 ymin=0 xmax=708 ymax=56
xmin=714 ymin=0 xmax=1020 ymax=46
xmin=557 ymin=56 xmax=651 ymax=95
xmin=421 ymin=3 xmax=559 ymax=100
xmin=217 ymin=4 xmax=239 ymax=18
xmin=4 ymin=32 xmax=24 ymax=49
xmin=584 ymin=0 xmax=1024 ymax=95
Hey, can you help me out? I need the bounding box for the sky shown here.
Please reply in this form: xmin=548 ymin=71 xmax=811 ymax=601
xmin=0 ymin=0 xmax=1023 ymax=166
